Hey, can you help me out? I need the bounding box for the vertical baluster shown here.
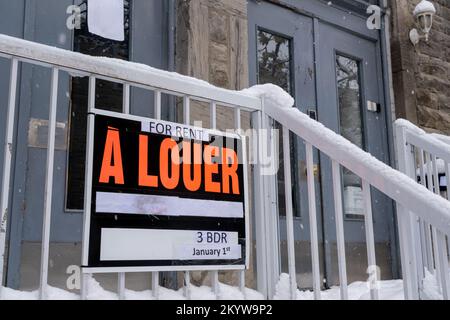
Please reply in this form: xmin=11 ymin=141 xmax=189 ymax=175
xmin=423 ymin=153 xmax=434 ymax=273
xmin=210 ymin=101 xmax=217 ymax=130
xmin=118 ymin=273 xmax=125 ymax=300
xmin=431 ymin=155 xmax=442 ymax=290
xmin=122 ymin=83 xmax=130 ymax=114
xmin=239 ymin=270 xmax=246 ymax=297
xmin=0 ymin=59 xmax=18 ymax=296
xmin=154 ymin=90 xmax=161 ymax=120
xmin=117 ymin=83 xmax=131 ymax=300
xmin=418 ymin=149 xmax=428 ymax=276
xmin=234 ymin=108 xmax=241 ymax=133
xmin=208 ymin=101 xmax=219 ymax=298
xmin=444 ymin=162 xmax=450 ymax=260
xmin=39 ymin=68 xmax=59 ymax=300
xmin=283 ymin=127 xmax=297 ymax=300
xmin=331 ymin=160 xmax=348 ymax=300
xmin=152 ymin=272 xmax=159 ymax=299
xmin=362 ymin=180 xmax=379 ymax=300
xmin=305 ymin=142 xmax=321 ymax=300
xmin=151 ymin=90 xmax=161 ymax=299
xmin=184 ymin=271 xmax=191 ymax=299
xmin=234 ymin=107 xmax=247 ymax=298
xmin=183 ymin=96 xmax=191 ymax=299
xmin=436 ymin=229 xmax=450 ymax=299
xmin=211 ymin=270 xmax=219 ymax=298
xmin=81 ymin=76 xmax=97 ymax=300
xmin=183 ymin=96 xmax=190 ymax=125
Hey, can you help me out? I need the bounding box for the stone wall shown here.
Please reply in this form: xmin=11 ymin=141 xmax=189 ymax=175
xmin=391 ymin=0 xmax=450 ymax=133
xmin=175 ymin=0 xmax=255 ymax=289
xmin=176 ymin=0 xmax=249 ymax=131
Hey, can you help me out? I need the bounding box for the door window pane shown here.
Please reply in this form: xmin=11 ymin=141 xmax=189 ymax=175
xmin=257 ymin=30 xmax=292 ymax=93
xmin=336 ymin=54 xmax=364 ymax=219
xmin=257 ymin=29 xmax=300 ymax=217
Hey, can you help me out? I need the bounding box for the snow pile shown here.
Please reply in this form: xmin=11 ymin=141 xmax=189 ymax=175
xmin=0 ymin=276 xmax=263 ymax=300
xmin=273 ymin=273 xmax=404 ymax=300
xmin=273 ymin=272 xmax=448 ymax=300
xmin=240 ymin=84 xmax=295 ymax=110
xmin=395 ymin=118 xmax=426 ymax=135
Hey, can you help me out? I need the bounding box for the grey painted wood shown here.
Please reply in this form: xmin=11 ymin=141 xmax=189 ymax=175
xmin=0 ymin=0 xmax=172 ymax=289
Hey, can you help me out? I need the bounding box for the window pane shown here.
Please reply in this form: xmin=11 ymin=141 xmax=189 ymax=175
xmin=336 ymin=54 xmax=365 ymax=219
xmin=66 ymin=0 xmax=131 ymax=210
xmin=257 ymin=30 xmax=292 ymax=94
xmin=257 ymin=30 xmax=299 ymax=217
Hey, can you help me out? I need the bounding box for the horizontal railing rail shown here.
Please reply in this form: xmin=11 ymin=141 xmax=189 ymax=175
xmin=0 ymin=34 xmax=261 ymax=110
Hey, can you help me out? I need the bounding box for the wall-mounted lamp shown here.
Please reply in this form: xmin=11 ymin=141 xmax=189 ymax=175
xmin=409 ymin=0 xmax=436 ymax=45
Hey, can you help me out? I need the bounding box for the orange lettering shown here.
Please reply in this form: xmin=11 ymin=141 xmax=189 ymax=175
xmin=138 ymin=134 xmax=158 ymax=187
xmin=182 ymin=141 xmax=202 ymax=192
xmin=222 ymin=148 xmax=240 ymax=194
xmin=160 ymin=138 xmax=180 ymax=190
xmin=99 ymin=127 xmax=124 ymax=184
xmin=204 ymin=145 xmax=221 ymax=193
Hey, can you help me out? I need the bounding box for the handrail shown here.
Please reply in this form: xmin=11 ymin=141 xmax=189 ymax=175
xmin=265 ymin=102 xmax=450 ymax=236
xmin=0 ymin=34 xmax=261 ymax=110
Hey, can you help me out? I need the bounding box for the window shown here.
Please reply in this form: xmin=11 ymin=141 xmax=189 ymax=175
xmin=66 ymin=0 xmax=131 ymax=210
xmin=335 ymin=54 xmax=365 ymax=219
xmin=257 ymin=29 xmax=300 ymax=217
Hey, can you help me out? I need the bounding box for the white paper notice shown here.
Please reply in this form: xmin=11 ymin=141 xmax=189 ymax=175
xmin=88 ymin=0 xmax=124 ymax=41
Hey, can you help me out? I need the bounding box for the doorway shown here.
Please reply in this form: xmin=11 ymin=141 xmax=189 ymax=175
xmin=248 ymin=0 xmax=396 ymax=289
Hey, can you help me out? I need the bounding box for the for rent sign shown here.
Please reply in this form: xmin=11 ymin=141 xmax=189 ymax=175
xmin=83 ymin=113 xmax=248 ymax=271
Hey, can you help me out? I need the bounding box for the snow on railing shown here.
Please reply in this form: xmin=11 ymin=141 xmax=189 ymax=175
xmin=395 ymin=119 xmax=450 ymax=300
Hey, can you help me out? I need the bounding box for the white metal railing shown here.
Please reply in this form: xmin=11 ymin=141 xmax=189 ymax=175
xmin=262 ymin=100 xmax=450 ymax=300
xmin=0 ymin=34 xmax=262 ymax=300
xmin=395 ymin=119 xmax=450 ymax=299
xmin=1 ymin=34 xmax=450 ymax=300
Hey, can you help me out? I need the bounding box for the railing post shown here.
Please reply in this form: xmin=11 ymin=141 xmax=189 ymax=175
xmin=251 ymin=110 xmax=269 ymax=299
xmin=39 ymin=67 xmax=59 ymax=300
xmin=80 ymin=76 xmax=96 ymax=300
xmin=282 ymin=126 xmax=297 ymax=300
xmin=305 ymin=142 xmax=321 ymax=300
xmin=362 ymin=180 xmax=379 ymax=300
xmin=262 ymin=112 xmax=280 ymax=299
xmin=394 ymin=124 xmax=420 ymax=299
xmin=331 ymin=160 xmax=348 ymax=300
xmin=0 ymin=58 xmax=18 ymax=295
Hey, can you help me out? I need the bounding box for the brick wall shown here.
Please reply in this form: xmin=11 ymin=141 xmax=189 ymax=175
xmin=391 ymin=0 xmax=450 ymax=133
